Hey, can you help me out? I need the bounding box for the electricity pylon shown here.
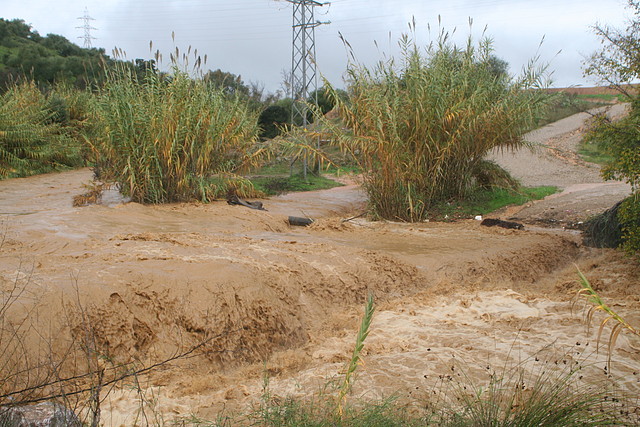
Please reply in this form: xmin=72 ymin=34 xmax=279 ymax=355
xmin=284 ymin=0 xmax=329 ymax=178
xmin=77 ymin=7 xmax=97 ymax=48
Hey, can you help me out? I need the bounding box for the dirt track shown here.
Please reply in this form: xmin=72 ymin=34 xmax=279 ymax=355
xmin=0 ymin=107 xmax=639 ymax=424
xmin=490 ymin=103 xmax=631 ymax=225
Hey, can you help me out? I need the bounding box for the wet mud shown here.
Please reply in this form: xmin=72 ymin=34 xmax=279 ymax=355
xmin=1 ymin=167 xmax=638 ymax=424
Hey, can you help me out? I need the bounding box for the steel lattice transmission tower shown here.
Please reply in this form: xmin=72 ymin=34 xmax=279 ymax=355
xmin=284 ymin=0 xmax=329 ymax=176
xmin=76 ymin=7 xmax=97 ymax=48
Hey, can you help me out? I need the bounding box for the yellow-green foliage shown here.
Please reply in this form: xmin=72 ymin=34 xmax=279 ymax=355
xmin=326 ymin=29 xmax=549 ymax=221
xmin=583 ymin=1 xmax=640 ymax=257
xmin=577 ymin=269 xmax=639 ymax=370
xmin=619 ymin=195 xmax=640 ymax=255
xmin=585 ymin=100 xmax=640 ymax=256
xmin=0 ymin=81 xmax=82 ymax=178
xmin=93 ymin=60 xmax=262 ymax=203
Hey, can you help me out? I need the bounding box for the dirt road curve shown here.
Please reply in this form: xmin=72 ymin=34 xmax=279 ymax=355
xmin=490 ymin=103 xmax=631 ymax=226
xmin=0 ymin=108 xmax=638 ymax=424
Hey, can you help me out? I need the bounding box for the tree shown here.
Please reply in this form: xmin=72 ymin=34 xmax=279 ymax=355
xmin=203 ymin=69 xmax=250 ymax=97
xmin=584 ymin=0 xmax=640 ymax=255
xmin=258 ymin=98 xmax=293 ymax=139
xmin=258 ymin=104 xmax=289 ymax=139
xmin=486 ymin=55 xmax=510 ymax=80
xmin=584 ymin=1 xmax=640 ymax=95
xmin=308 ymin=86 xmax=348 ymax=116
xmin=0 ymin=18 xmax=107 ymax=90
xmin=42 ymin=34 xmax=83 ymax=57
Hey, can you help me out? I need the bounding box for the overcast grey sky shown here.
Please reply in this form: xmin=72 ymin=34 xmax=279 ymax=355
xmin=3 ymin=0 xmax=631 ymax=92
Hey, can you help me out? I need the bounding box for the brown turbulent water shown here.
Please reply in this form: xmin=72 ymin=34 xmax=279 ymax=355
xmin=1 ymin=106 xmax=638 ymax=424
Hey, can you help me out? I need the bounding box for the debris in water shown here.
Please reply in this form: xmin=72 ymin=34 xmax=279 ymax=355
xmin=480 ymin=218 xmax=524 ymax=230
xmin=227 ymin=195 xmax=266 ymax=211
xmin=289 ymin=216 xmax=314 ymax=226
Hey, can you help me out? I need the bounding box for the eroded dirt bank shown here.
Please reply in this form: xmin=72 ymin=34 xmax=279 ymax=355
xmin=1 ymin=166 xmax=638 ymax=424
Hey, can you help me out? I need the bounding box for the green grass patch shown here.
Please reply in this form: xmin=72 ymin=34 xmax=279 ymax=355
xmin=255 ymin=144 xmax=362 ymax=178
xmin=538 ymin=94 xmax=608 ymax=128
xmin=579 ymin=140 xmax=615 ymax=165
xmin=251 ymin=173 xmax=343 ymax=196
xmin=576 ymin=93 xmax=629 ymax=102
xmin=430 ymin=186 xmax=558 ymax=220
xmin=254 ymin=161 xmax=291 ymax=176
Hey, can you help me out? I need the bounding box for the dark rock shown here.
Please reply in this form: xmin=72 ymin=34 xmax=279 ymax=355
xmin=0 ymin=402 xmax=81 ymax=427
xmin=227 ymin=195 xmax=266 ymax=211
xmin=288 ymin=216 xmax=314 ymax=227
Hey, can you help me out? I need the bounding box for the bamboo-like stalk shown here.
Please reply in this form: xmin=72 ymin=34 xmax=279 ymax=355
xmin=93 ymin=52 xmax=263 ymax=203
xmin=323 ymin=28 xmax=550 ymax=221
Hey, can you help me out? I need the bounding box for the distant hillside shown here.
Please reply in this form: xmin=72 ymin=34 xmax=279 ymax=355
xmin=0 ymin=18 xmax=107 ymax=89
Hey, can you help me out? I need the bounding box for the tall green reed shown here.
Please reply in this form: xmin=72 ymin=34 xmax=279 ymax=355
xmin=93 ymin=47 xmax=262 ymax=203
xmin=325 ymin=25 xmax=550 ymax=221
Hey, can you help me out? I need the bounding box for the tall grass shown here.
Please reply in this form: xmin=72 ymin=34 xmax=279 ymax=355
xmin=577 ymin=269 xmax=640 ymax=370
xmin=92 ymin=49 xmax=263 ymax=203
xmin=326 ymin=27 xmax=550 ymax=221
xmin=336 ymin=293 xmax=375 ymax=418
xmin=431 ymin=359 xmax=618 ymax=426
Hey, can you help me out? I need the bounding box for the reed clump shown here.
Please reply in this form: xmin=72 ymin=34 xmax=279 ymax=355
xmin=326 ymin=26 xmax=550 ymax=221
xmin=92 ymin=49 xmax=262 ymax=204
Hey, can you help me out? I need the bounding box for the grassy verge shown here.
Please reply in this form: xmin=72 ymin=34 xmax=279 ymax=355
xmin=578 ymin=140 xmax=615 ymax=165
xmin=430 ymin=186 xmax=558 ymax=220
xmin=250 ymin=173 xmax=343 ymax=196
xmin=576 ymin=93 xmax=629 ymax=103
xmin=248 ymin=149 xmax=357 ymax=196
xmin=537 ymin=93 xmax=609 ymax=128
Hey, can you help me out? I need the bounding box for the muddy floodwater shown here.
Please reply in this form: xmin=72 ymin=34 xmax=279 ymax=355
xmin=1 ymin=166 xmax=638 ymax=424
xmin=1 ymin=106 xmax=639 ymax=424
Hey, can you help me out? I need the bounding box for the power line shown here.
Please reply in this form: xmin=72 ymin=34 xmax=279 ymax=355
xmin=283 ymin=1 xmax=330 ymax=178
xmin=76 ymin=7 xmax=97 ymax=48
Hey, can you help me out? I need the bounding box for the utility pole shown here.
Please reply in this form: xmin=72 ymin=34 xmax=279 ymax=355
xmin=77 ymin=7 xmax=97 ymax=48
xmin=284 ymin=0 xmax=329 ymax=178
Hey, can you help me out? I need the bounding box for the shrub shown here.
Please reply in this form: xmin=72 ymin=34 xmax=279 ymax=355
xmin=325 ymin=29 xmax=550 ymax=221
xmin=0 ymin=81 xmax=82 ymax=178
xmin=93 ymin=56 xmax=262 ymax=203
xmin=259 ymin=104 xmax=289 ymax=139
xmin=582 ymin=201 xmax=624 ymax=248
xmin=583 ymin=0 xmax=640 ymax=256
xmin=619 ymin=194 xmax=640 ymax=255
xmin=583 ymin=102 xmax=640 ymax=256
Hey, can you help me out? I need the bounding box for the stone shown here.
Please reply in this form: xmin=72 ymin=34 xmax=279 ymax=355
xmin=0 ymin=402 xmax=82 ymax=427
